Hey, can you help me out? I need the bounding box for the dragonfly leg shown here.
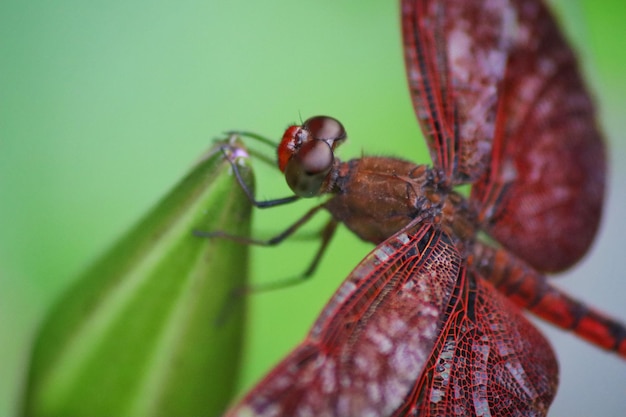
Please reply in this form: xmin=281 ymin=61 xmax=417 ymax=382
xmin=244 ymin=218 xmax=339 ymax=293
xmin=196 ymin=202 xmax=339 ymax=289
xmin=194 ymin=202 xmax=326 ymax=245
xmin=471 ymin=241 xmax=626 ymax=358
xmin=211 ymin=217 xmax=338 ymax=325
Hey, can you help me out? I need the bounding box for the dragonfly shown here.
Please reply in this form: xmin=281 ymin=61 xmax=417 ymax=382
xmin=220 ymin=0 xmax=626 ymax=416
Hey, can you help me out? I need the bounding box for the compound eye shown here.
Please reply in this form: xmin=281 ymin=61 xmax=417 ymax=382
xmin=284 ymin=139 xmax=333 ymax=198
xmin=303 ymin=116 xmax=346 ymax=150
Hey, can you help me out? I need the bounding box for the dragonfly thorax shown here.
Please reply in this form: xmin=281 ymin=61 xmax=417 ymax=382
xmin=322 ymin=156 xmax=479 ymax=255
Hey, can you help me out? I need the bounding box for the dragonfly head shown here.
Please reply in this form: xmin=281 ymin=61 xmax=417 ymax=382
xmin=278 ymin=116 xmax=346 ymax=198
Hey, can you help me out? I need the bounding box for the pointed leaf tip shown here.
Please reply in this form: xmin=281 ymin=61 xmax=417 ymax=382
xmin=21 ymin=136 xmax=255 ymax=417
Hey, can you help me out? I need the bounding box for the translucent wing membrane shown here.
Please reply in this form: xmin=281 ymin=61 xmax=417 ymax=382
xmin=469 ymin=1 xmax=605 ymax=272
xmin=395 ymin=274 xmax=557 ymax=416
xmin=401 ymin=1 xmax=604 ymax=271
xmin=225 ymin=223 xmax=458 ymax=417
xmin=224 ymin=223 xmax=557 ymax=417
xmin=402 ymin=0 xmax=515 ymax=184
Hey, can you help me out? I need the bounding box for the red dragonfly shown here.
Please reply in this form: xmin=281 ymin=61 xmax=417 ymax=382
xmin=221 ymin=0 xmax=626 ymax=416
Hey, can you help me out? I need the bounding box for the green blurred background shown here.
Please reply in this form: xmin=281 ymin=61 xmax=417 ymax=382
xmin=1 ymin=1 xmax=625 ymax=416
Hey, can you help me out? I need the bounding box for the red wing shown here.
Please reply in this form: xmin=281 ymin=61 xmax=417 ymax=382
xmin=395 ymin=272 xmax=557 ymax=416
xmin=469 ymin=1 xmax=605 ymax=272
xmin=401 ymin=0 xmax=515 ymax=184
xmin=223 ymin=223 xmax=557 ymax=417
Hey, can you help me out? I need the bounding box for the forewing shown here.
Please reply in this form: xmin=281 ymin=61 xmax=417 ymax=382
xmin=224 ymin=223 xmax=462 ymax=417
xmin=470 ymin=0 xmax=605 ymax=272
xmin=401 ymin=0 xmax=516 ymax=184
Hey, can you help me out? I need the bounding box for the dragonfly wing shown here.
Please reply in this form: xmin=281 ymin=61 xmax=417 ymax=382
xmin=224 ymin=223 xmax=459 ymax=417
xmin=224 ymin=222 xmax=557 ymax=417
xmin=401 ymin=0 xmax=515 ymax=184
xmin=469 ymin=1 xmax=605 ymax=272
xmin=402 ymin=0 xmax=605 ymax=272
xmin=398 ymin=271 xmax=558 ymax=416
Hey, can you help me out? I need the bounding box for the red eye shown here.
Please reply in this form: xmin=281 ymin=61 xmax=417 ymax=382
xmin=277 ymin=125 xmax=303 ymax=172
